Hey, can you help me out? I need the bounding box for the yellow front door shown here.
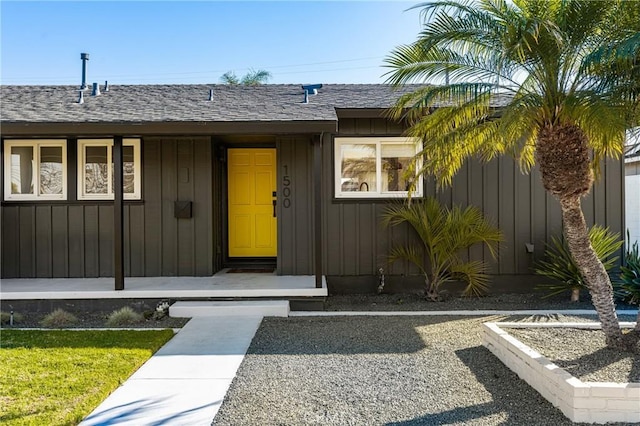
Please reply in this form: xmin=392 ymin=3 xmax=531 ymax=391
xmin=227 ymin=148 xmax=277 ymax=257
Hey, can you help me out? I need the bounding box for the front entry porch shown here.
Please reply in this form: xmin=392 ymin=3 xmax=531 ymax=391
xmin=0 ymin=270 xmax=327 ymax=300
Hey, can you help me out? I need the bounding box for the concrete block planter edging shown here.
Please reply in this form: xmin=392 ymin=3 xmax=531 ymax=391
xmin=482 ymin=322 xmax=639 ymax=424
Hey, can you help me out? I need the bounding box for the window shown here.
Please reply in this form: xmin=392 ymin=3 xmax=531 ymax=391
xmin=3 ymin=140 xmax=67 ymax=200
xmin=78 ymin=139 xmax=141 ymax=200
xmin=334 ymin=137 xmax=422 ymax=198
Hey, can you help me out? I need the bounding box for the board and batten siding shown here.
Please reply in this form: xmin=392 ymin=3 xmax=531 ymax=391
xmin=276 ymin=136 xmax=314 ymax=275
xmin=1 ymin=137 xmax=215 ymax=278
xmin=323 ymin=117 xmax=624 ymax=278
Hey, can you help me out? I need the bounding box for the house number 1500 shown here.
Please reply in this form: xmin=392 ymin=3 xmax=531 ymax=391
xmin=282 ymin=165 xmax=291 ymax=208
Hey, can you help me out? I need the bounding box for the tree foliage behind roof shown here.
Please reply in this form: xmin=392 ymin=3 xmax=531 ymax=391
xmin=220 ymin=69 xmax=272 ymax=86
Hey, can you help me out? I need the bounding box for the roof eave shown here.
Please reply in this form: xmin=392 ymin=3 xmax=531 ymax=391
xmin=335 ymin=108 xmax=390 ymax=119
xmin=0 ymin=120 xmax=338 ymax=137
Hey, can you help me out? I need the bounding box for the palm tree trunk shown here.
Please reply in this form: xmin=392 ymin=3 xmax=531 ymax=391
xmin=559 ymin=197 xmax=624 ymax=348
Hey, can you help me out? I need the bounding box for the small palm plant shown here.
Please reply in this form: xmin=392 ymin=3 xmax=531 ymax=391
xmin=535 ymin=226 xmax=623 ymax=302
xmin=382 ymin=198 xmax=502 ymax=300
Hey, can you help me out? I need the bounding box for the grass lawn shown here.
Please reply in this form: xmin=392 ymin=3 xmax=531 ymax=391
xmin=0 ymin=329 xmax=175 ymax=426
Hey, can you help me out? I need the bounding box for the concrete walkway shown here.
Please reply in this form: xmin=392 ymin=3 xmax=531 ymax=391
xmin=80 ymin=316 xmax=263 ymax=426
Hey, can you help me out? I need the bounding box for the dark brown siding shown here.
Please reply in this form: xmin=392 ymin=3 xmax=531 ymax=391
xmin=277 ymin=136 xmax=314 ymax=275
xmin=1 ymin=137 xmax=216 ymax=278
xmin=211 ymin=143 xmax=224 ymax=273
xmin=322 ymin=118 xmax=625 ymax=277
xmin=0 ymin=124 xmax=626 ymax=280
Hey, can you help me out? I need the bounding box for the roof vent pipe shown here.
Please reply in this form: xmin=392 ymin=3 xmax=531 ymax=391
xmin=301 ymin=84 xmax=322 ymax=95
xmin=80 ymin=53 xmax=89 ymax=90
xmin=91 ymin=82 xmax=100 ymax=96
xmin=104 ymin=81 xmax=109 ymax=92
xmin=301 ymin=84 xmax=322 ymax=103
xmin=209 ymin=89 xmax=214 ymax=101
xmin=78 ymin=90 xmax=84 ymax=104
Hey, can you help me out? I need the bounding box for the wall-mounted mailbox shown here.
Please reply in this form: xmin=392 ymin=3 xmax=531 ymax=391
xmin=174 ymin=201 xmax=192 ymax=219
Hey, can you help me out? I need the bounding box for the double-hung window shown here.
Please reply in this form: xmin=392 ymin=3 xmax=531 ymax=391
xmin=77 ymin=138 xmax=141 ymax=200
xmin=334 ymin=137 xmax=422 ymax=198
xmin=3 ymin=140 xmax=67 ymax=200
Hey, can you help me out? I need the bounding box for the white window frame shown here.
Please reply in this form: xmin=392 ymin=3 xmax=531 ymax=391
xmin=334 ymin=137 xmax=423 ymax=199
xmin=77 ymin=138 xmax=141 ymax=200
xmin=3 ymin=139 xmax=67 ymax=201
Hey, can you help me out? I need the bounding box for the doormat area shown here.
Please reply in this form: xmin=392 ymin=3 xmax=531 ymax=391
xmin=226 ymin=268 xmax=275 ymax=273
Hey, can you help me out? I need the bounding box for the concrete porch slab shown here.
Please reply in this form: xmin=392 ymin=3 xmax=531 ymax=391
xmin=170 ymin=300 xmax=289 ymax=318
xmin=0 ymin=272 xmax=327 ymax=300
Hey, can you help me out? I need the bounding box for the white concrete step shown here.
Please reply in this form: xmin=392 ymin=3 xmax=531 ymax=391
xmin=169 ymin=300 xmax=290 ymax=318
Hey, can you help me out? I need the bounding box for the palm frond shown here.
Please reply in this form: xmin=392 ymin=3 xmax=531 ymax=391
xmin=449 ymin=260 xmax=491 ymax=297
xmin=220 ymin=71 xmax=239 ymax=85
xmin=387 ymin=245 xmax=428 ymax=277
xmin=241 ymin=69 xmax=271 ymax=86
xmin=385 ymin=0 xmax=637 ymax=189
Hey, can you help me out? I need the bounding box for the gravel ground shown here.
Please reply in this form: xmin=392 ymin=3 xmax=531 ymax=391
xmin=214 ymin=314 xmax=638 ymax=426
xmin=507 ymin=327 xmax=639 ymax=383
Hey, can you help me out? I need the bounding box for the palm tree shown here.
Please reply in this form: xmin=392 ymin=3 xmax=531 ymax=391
xmin=385 ymin=0 xmax=639 ymax=349
xmin=220 ymin=69 xmax=272 ymax=85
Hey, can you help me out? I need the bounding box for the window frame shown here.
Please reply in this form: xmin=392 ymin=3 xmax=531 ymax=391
xmin=3 ymin=139 xmax=68 ymax=201
xmin=334 ymin=136 xmax=423 ymax=199
xmin=77 ymin=138 xmax=142 ymax=200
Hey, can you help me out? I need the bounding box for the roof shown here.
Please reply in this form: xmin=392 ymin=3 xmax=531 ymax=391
xmin=0 ymin=84 xmax=418 ymax=125
xmin=626 ymin=128 xmax=640 ymax=162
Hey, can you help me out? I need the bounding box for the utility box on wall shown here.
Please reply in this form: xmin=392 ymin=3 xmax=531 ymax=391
xmin=174 ymin=201 xmax=192 ymax=219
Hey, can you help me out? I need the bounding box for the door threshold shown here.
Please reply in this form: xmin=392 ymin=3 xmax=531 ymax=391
xmin=223 ymin=258 xmax=276 ymax=270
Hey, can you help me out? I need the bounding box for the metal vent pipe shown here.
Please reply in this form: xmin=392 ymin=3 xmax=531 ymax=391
xmin=80 ymin=53 xmax=89 ymax=90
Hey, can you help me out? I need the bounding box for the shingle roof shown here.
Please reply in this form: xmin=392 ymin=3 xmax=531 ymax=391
xmin=0 ymin=84 xmax=419 ymax=124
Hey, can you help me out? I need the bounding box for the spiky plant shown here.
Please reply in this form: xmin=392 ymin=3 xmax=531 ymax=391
xmin=382 ymin=198 xmax=503 ymax=300
xmin=619 ymin=237 xmax=640 ymax=307
xmin=41 ymin=309 xmax=78 ymax=328
xmin=535 ymin=226 xmax=623 ymax=302
xmin=106 ymin=307 xmax=143 ymax=327
xmin=385 ymin=0 xmax=639 ymax=349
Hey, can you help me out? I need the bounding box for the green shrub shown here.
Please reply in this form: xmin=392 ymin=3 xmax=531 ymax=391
xmin=382 ymin=198 xmax=503 ymax=299
xmin=0 ymin=311 xmax=24 ymax=325
xmin=535 ymin=226 xmax=623 ymax=301
xmin=106 ymin=307 xmax=143 ymax=327
xmin=41 ymin=309 xmax=78 ymax=328
xmin=618 ymin=237 xmax=640 ymax=305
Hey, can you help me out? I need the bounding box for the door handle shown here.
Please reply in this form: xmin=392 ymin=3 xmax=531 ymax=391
xmin=272 ymin=199 xmax=277 ymax=218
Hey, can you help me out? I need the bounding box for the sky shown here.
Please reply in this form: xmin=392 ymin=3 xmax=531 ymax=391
xmin=0 ymin=1 xmax=424 ymax=85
